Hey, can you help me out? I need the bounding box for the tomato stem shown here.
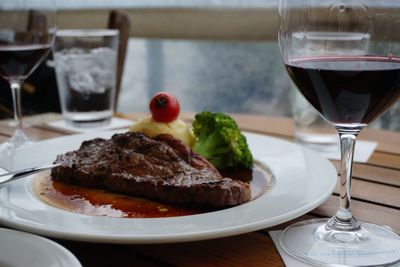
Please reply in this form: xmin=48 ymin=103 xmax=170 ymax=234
xmin=156 ymin=96 xmax=167 ymax=108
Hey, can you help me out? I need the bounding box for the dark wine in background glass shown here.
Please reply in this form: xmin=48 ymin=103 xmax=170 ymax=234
xmin=0 ymin=1 xmax=56 ymax=171
xmin=0 ymin=44 xmax=51 ymax=79
xmin=279 ymin=0 xmax=400 ymax=266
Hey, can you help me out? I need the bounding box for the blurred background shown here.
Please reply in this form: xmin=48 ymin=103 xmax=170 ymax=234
xmin=1 ymin=0 xmax=398 ymax=131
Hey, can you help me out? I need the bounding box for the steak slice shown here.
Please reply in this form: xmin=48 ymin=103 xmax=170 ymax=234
xmin=51 ymin=132 xmax=251 ymax=207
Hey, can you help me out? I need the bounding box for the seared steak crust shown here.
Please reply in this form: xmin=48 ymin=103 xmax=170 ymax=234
xmin=51 ymin=132 xmax=251 ymax=207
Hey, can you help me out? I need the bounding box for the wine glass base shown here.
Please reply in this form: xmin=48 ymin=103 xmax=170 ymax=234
xmin=0 ymin=129 xmax=32 ymax=171
xmin=9 ymin=128 xmax=31 ymax=147
xmin=280 ymin=218 xmax=400 ymax=267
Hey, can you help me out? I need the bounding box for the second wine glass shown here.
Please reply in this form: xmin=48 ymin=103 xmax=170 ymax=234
xmin=0 ymin=0 xmax=56 ymax=170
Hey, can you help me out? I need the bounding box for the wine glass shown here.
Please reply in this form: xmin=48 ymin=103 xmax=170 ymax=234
xmin=0 ymin=0 xmax=56 ymax=170
xmin=279 ymin=0 xmax=400 ymax=266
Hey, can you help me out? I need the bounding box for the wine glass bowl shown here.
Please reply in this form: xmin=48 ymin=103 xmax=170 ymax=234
xmin=0 ymin=1 xmax=56 ymax=170
xmin=279 ymin=0 xmax=400 ymax=266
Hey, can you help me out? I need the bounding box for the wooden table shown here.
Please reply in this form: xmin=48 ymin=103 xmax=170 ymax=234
xmin=0 ymin=113 xmax=399 ymax=267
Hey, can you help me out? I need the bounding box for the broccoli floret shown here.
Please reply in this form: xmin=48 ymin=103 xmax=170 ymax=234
xmin=192 ymin=111 xmax=253 ymax=169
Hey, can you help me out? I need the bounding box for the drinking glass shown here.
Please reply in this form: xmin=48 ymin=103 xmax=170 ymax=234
xmin=278 ymin=0 xmax=400 ymax=266
xmin=53 ymin=29 xmax=118 ymax=128
xmin=0 ymin=0 xmax=56 ymax=170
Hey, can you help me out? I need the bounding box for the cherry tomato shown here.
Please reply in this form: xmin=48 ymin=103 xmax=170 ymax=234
xmin=149 ymin=91 xmax=180 ymax=122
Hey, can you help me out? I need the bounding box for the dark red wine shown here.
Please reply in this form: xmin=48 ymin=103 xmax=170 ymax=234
xmin=0 ymin=44 xmax=51 ymax=80
xmin=285 ymin=56 xmax=400 ymax=125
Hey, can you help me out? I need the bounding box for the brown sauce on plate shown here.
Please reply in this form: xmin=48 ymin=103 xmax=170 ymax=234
xmin=33 ymin=164 xmax=271 ymax=218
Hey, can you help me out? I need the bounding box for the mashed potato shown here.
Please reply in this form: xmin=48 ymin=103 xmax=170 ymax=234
xmin=130 ymin=116 xmax=195 ymax=146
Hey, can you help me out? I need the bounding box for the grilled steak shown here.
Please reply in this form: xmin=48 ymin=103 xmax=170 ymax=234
xmin=51 ymin=132 xmax=251 ymax=207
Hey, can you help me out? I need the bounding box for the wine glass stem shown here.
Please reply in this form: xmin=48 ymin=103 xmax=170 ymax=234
xmin=327 ymin=129 xmax=362 ymax=231
xmin=10 ymin=80 xmax=23 ymax=130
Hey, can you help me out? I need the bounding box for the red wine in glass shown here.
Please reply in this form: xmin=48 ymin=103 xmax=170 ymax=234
xmin=0 ymin=44 xmax=51 ymax=80
xmin=285 ymin=56 xmax=400 ymax=126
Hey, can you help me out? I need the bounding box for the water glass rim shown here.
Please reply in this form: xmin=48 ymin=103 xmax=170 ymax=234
xmin=56 ymin=29 xmax=119 ymax=37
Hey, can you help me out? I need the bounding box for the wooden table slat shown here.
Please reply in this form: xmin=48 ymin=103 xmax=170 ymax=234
xmin=0 ymin=124 xmax=64 ymax=140
xmin=331 ymin=161 xmax=400 ymax=187
xmin=358 ymin=129 xmax=400 ymax=151
xmin=368 ymin=152 xmax=400 ymax=170
xmin=376 ymin=143 xmax=400 ymax=155
xmin=312 ymin=195 xmax=400 ymax=233
xmin=333 ymin=178 xmax=400 ymax=208
xmin=128 ymin=232 xmax=284 ymax=267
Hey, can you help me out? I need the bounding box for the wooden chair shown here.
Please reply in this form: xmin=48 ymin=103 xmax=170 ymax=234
xmin=108 ymin=10 xmax=131 ymax=108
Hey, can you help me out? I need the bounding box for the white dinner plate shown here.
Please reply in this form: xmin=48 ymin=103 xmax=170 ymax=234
xmin=0 ymin=131 xmax=337 ymax=244
xmin=0 ymin=228 xmax=81 ymax=267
